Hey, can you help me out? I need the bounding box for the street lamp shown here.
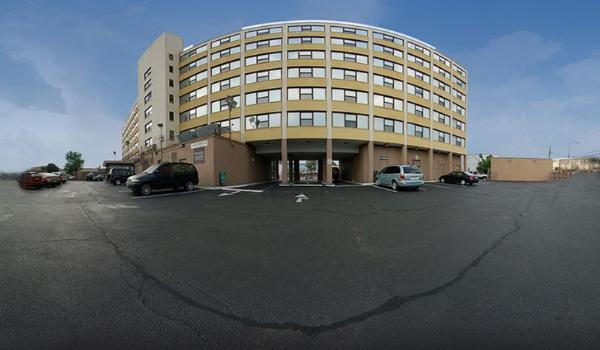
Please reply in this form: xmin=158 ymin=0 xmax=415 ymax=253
xmin=157 ymin=122 xmax=164 ymax=162
xmin=568 ymin=140 xmax=579 ymax=159
xmin=224 ymin=95 xmax=237 ymax=141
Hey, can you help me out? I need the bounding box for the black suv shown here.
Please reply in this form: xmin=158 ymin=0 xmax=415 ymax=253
xmin=108 ymin=168 xmax=134 ymax=185
xmin=126 ymin=162 xmax=199 ymax=196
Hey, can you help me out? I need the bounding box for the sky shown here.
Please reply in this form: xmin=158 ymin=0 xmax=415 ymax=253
xmin=1 ymin=0 xmax=599 ymax=171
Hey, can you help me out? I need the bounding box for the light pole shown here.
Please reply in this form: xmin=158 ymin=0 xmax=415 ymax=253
xmin=157 ymin=122 xmax=164 ymax=162
xmin=224 ymin=95 xmax=237 ymax=141
xmin=568 ymin=141 xmax=579 ymax=159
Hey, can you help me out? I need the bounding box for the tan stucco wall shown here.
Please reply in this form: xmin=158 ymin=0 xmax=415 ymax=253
xmin=490 ymin=157 xmax=552 ymax=181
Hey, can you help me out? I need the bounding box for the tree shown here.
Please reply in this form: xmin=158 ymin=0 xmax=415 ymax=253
xmin=46 ymin=163 xmax=60 ymax=172
xmin=476 ymin=154 xmax=492 ymax=174
xmin=64 ymin=151 xmax=85 ymax=175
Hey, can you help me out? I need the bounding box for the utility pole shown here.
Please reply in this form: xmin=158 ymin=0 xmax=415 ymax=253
xmin=548 ymin=146 xmax=552 ymax=159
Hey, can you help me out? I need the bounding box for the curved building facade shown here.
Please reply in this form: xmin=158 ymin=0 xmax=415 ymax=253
xmin=131 ymin=21 xmax=468 ymax=185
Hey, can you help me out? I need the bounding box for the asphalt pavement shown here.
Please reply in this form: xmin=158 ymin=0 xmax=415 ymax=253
xmin=1 ymin=174 xmax=600 ymax=349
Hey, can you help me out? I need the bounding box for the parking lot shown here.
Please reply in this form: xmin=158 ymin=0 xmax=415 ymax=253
xmin=2 ymin=174 xmax=600 ymax=349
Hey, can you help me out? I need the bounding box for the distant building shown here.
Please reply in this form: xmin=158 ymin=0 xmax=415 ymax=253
xmin=553 ymin=157 xmax=600 ymax=171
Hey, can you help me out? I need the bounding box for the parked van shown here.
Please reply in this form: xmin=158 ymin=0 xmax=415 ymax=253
xmin=126 ymin=162 xmax=198 ymax=196
xmin=375 ymin=165 xmax=424 ymax=191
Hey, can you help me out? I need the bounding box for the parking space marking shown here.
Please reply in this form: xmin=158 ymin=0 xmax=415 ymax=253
xmin=98 ymin=204 xmax=138 ymax=209
xmin=131 ymin=189 xmax=202 ymax=199
xmin=219 ymin=190 xmax=241 ymax=197
xmin=423 ymin=183 xmax=455 ymax=190
xmin=370 ymin=185 xmax=398 ymax=193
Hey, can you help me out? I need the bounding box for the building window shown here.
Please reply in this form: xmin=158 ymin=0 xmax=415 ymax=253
xmin=193 ymin=148 xmax=205 ymax=163
xmin=407 ymin=123 xmax=430 ymax=139
xmin=332 ymin=112 xmax=368 ymax=129
xmin=453 ymin=64 xmax=467 ymax=77
xmin=288 ymin=67 xmax=326 ymax=79
xmin=169 ymin=111 xmax=174 ymax=121
xmin=331 ymin=89 xmax=368 ymax=104
xmin=144 ymin=121 xmax=152 ymax=133
xmin=407 ymin=83 xmax=431 ymax=100
xmin=433 ymin=94 xmax=451 ymax=109
xmin=245 ymin=38 xmax=282 ymax=50
xmin=180 ymin=56 xmax=208 ymax=74
xmin=331 ymin=37 xmax=368 ymax=49
xmin=432 ymin=129 xmax=450 ymax=143
xmin=144 ymin=137 xmax=153 ymax=147
xmin=169 ymin=94 xmax=174 ymax=103
xmin=246 ymin=89 xmax=281 ymax=105
xmin=407 ymin=53 xmax=431 ymax=68
xmin=288 ymin=36 xmax=325 ymax=45
xmin=373 ymin=32 xmax=404 ymax=45
xmin=287 ymin=111 xmax=326 ymax=127
xmin=407 ymin=102 xmax=430 ymax=118
xmin=169 ymin=65 xmax=174 ymax=73
xmin=373 ymin=94 xmax=403 ymax=111
xmin=373 ymin=43 xmax=403 ymax=58
xmin=211 ymin=33 xmax=241 ymax=48
xmin=144 ymin=106 xmax=152 ymax=118
xmin=374 ymin=117 xmax=403 ymax=134
xmin=373 ymin=74 xmax=403 ymax=90
xmin=143 ymin=67 xmax=151 ymax=80
xmin=245 ymin=26 xmax=282 ymax=38
xmin=245 ymin=52 xmax=282 ymax=66
xmin=214 ymin=118 xmax=240 ymax=132
xmin=331 ymin=68 xmax=368 ymax=82
xmin=180 ymin=70 xmax=207 ymax=88
xmin=452 ymin=88 xmax=466 ymax=102
xmin=433 ymin=65 xmax=451 ymax=79
xmin=331 ymin=51 xmax=368 ymax=64
xmin=433 ymin=110 xmax=451 ymax=126
xmin=453 ymin=76 xmax=467 ymax=88
xmin=453 ymin=103 xmax=466 ymax=116
xmin=374 ymin=57 xmax=403 ymax=72
xmin=168 ymin=53 xmax=174 ymax=61
xmin=211 ymin=76 xmax=241 ymax=93
xmin=245 ymin=113 xmax=281 ymax=129
xmin=288 ymin=25 xmax=325 ymax=32
xmin=453 ymin=118 xmax=466 ymax=131
xmin=433 ymin=78 xmax=451 ymax=93
xmin=144 ymin=79 xmax=151 ymax=91
xmin=180 ymin=86 xmax=207 ymax=104
xmin=181 ymin=44 xmax=207 ymax=60
xmin=407 ymin=42 xmax=431 ymax=56
xmin=407 ymin=67 xmax=431 ymax=83
xmin=211 ymin=96 xmax=240 ymax=113
xmin=246 ymin=69 xmax=282 ymax=84
xmin=180 ymin=104 xmax=208 ymax=122
xmin=169 ymin=130 xmax=175 ymax=141
xmin=331 ymin=26 xmax=368 ymax=36
xmin=433 ymin=53 xmax=451 ymax=67
xmin=211 ymin=60 xmax=241 ymax=76
xmin=211 ymin=46 xmax=241 ymax=60
xmin=169 ymin=79 xmax=174 ymax=87
xmin=453 ymin=135 xmax=466 ymax=147
xmin=144 ymin=92 xmax=151 ymax=104
xmin=287 ymin=87 xmax=326 ymax=101
xmin=287 ymin=50 xmax=325 ymax=60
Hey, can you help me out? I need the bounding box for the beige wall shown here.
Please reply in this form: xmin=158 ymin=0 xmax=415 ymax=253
xmin=491 ymin=157 xmax=552 ymax=181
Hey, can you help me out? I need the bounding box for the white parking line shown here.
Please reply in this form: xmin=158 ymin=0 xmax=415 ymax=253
xmin=131 ymin=189 xmax=202 ymax=199
xmin=370 ymin=185 xmax=398 ymax=193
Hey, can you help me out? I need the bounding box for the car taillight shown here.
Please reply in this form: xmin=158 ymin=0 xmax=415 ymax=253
xmin=470 ymin=176 xmax=475 ymax=180
xmin=400 ymin=174 xmax=405 ymax=180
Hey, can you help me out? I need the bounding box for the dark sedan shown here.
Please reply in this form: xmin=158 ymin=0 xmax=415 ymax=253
xmin=439 ymin=171 xmax=479 ymax=185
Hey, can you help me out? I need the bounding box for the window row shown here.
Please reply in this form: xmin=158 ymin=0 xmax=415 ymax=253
xmin=288 ymin=36 xmax=325 ymax=45
xmin=373 ymin=43 xmax=403 ymax=58
xmin=408 ymin=53 xmax=431 ymax=68
xmin=245 ymin=26 xmax=282 ymax=38
xmin=211 ymin=45 xmax=240 ymax=60
xmin=432 ymin=129 xmax=451 ymax=143
xmin=211 ymin=33 xmax=241 ymax=49
xmin=407 ymin=41 xmax=431 ymax=56
xmin=331 ymin=37 xmax=368 ymax=49
xmin=245 ymin=38 xmax=282 ymax=51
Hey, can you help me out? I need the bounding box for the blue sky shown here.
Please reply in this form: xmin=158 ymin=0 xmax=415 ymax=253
xmin=1 ymin=0 xmax=599 ymax=171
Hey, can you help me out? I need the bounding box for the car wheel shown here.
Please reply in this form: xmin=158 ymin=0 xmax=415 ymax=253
xmin=115 ymin=179 xmax=121 ymax=186
xmin=375 ymin=179 xmax=380 ymax=186
xmin=460 ymin=179 xmax=466 ymax=185
xmin=391 ymin=181 xmax=398 ymax=191
xmin=140 ymin=184 xmax=152 ymax=196
xmin=184 ymin=180 xmax=194 ymax=191
xmin=440 ymin=177 xmax=445 ymax=183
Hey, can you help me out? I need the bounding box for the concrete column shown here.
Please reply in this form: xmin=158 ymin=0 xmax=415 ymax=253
xmin=325 ymin=138 xmax=333 ymax=185
xmin=367 ymin=141 xmax=374 ymax=182
xmin=461 ymin=154 xmax=465 ymax=171
xmin=428 ymin=148 xmax=434 ymax=181
xmin=402 ymin=146 xmax=408 ymax=164
xmin=281 ymin=139 xmax=288 ymax=185
xmin=448 ymin=152 xmax=454 ymax=172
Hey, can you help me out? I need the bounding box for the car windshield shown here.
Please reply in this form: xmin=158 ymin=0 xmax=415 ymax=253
xmin=143 ymin=164 xmax=161 ymax=174
xmin=402 ymin=166 xmax=421 ymax=174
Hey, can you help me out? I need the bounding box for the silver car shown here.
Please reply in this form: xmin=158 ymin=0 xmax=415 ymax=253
xmin=375 ymin=165 xmax=424 ymax=191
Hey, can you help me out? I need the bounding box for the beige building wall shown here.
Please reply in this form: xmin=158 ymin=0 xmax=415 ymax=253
xmin=490 ymin=157 xmax=552 ymax=181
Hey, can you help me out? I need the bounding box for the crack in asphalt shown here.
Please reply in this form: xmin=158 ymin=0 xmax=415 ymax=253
xmin=78 ymin=194 xmax=534 ymax=337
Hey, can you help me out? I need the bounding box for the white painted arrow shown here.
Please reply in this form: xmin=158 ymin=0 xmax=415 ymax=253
xmin=295 ymin=194 xmax=309 ymax=203
xmin=219 ymin=190 xmax=241 ymax=197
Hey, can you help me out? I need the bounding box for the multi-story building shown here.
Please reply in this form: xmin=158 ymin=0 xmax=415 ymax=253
xmin=121 ymin=102 xmax=140 ymax=161
xmin=126 ymin=21 xmax=468 ymax=185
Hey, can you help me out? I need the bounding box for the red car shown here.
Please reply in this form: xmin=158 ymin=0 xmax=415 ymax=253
xmin=40 ymin=173 xmax=61 ymax=187
xmin=18 ymin=172 xmax=44 ymax=189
